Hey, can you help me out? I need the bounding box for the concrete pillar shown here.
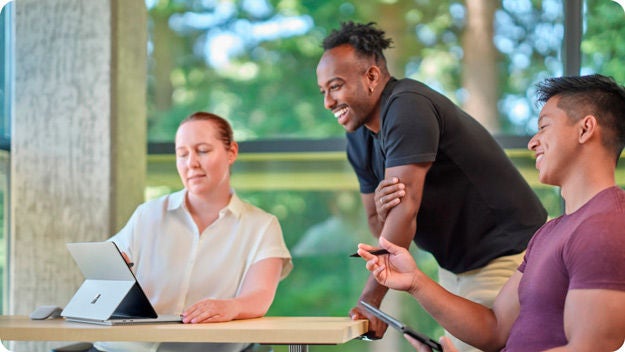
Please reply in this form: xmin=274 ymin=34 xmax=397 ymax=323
xmin=9 ymin=0 xmax=146 ymax=350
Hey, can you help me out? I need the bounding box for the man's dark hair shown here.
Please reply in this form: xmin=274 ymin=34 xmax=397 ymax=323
xmin=536 ymin=74 xmax=625 ymax=163
xmin=322 ymin=22 xmax=393 ymax=68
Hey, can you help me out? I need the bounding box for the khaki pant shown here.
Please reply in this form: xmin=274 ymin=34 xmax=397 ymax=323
xmin=437 ymin=251 xmax=525 ymax=352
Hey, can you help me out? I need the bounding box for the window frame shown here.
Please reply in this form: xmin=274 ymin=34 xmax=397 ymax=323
xmin=0 ymin=1 xmax=14 ymax=151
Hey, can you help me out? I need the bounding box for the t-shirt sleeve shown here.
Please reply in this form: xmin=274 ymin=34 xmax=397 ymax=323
xmin=251 ymin=215 xmax=293 ymax=280
xmin=565 ymin=217 xmax=625 ymax=291
xmin=382 ymin=93 xmax=440 ymax=168
xmin=517 ymin=235 xmax=536 ymax=274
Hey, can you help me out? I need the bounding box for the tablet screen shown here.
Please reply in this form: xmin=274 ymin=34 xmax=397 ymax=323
xmin=360 ymin=300 xmax=442 ymax=351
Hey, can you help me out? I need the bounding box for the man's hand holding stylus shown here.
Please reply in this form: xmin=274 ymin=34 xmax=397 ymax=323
xmin=358 ymin=240 xmax=456 ymax=352
xmin=357 ymin=237 xmax=421 ymax=294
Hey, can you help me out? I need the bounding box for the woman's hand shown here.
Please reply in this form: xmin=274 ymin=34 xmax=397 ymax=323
xmin=181 ymin=298 xmax=240 ymax=324
xmin=120 ymin=251 xmax=134 ymax=268
xmin=181 ymin=258 xmax=284 ymax=324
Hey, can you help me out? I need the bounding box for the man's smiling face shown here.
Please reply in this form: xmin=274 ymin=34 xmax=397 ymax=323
xmin=528 ymin=96 xmax=581 ymax=187
xmin=316 ymin=45 xmax=379 ymax=132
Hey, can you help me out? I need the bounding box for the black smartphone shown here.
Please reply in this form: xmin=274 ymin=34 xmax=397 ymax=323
xmin=360 ymin=300 xmax=442 ymax=351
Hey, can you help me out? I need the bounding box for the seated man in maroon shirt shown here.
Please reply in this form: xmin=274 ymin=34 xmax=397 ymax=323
xmin=359 ymin=74 xmax=625 ymax=352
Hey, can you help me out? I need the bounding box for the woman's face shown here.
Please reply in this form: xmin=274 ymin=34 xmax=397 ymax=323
xmin=174 ymin=120 xmax=237 ymax=196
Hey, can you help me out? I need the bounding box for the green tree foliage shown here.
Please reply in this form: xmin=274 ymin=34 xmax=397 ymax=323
xmin=145 ymin=0 xmax=625 ymax=140
xmin=147 ymin=0 xmax=356 ymax=141
xmin=583 ymin=0 xmax=625 ymax=82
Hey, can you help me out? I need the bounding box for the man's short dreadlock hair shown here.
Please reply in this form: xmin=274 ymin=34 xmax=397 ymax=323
xmin=322 ymin=22 xmax=393 ymax=68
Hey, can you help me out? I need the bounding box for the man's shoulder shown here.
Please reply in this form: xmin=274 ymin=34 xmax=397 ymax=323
xmin=382 ymin=78 xmax=447 ymax=112
xmin=388 ymin=78 xmax=432 ymax=96
xmin=577 ymin=186 xmax=625 ymax=219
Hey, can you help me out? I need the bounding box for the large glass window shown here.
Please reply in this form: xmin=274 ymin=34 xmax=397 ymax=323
xmin=582 ymin=0 xmax=625 ymax=190
xmin=143 ymin=2 xmax=570 ymax=351
xmin=145 ymin=0 xmax=571 ymax=142
xmin=0 ymin=2 xmax=11 ymax=148
xmin=143 ymin=1 xmax=625 ymax=351
xmin=582 ymin=0 xmax=625 ymax=80
xmin=0 ymin=1 xmax=14 ymax=315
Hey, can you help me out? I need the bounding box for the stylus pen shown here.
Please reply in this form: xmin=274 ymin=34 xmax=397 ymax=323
xmin=349 ymin=249 xmax=390 ymax=258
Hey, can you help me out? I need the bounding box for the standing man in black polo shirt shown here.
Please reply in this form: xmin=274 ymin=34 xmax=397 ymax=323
xmin=316 ymin=22 xmax=547 ymax=351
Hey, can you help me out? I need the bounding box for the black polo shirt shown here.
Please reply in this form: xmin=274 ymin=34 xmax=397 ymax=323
xmin=347 ymin=77 xmax=547 ymax=273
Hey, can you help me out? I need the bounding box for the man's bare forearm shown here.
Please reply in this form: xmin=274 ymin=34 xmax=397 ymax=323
xmin=359 ymin=274 xmax=390 ymax=306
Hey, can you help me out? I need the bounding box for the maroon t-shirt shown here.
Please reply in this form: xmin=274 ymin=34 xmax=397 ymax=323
xmin=504 ymin=186 xmax=625 ymax=351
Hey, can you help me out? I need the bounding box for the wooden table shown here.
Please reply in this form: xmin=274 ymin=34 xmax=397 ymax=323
xmin=0 ymin=315 xmax=367 ymax=352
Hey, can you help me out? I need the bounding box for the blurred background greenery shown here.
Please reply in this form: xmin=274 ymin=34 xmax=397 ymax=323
xmin=139 ymin=1 xmax=625 ymax=350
